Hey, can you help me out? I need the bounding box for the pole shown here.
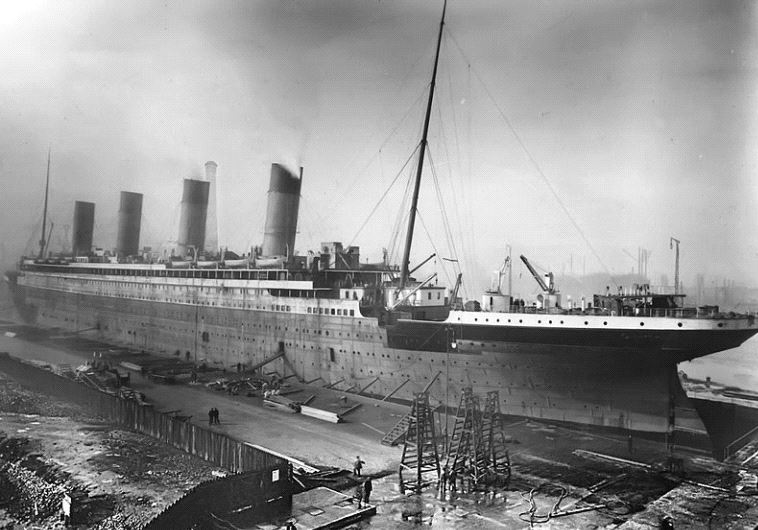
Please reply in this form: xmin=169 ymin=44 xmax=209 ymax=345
xmin=38 ymin=148 xmax=51 ymax=259
xmin=399 ymin=0 xmax=447 ymax=290
xmin=507 ymin=245 xmax=512 ymax=303
xmin=670 ymin=237 xmax=680 ymax=294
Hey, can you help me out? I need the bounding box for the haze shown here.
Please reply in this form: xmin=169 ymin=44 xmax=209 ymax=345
xmin=1 ymin=0 xmax=756 ymax=300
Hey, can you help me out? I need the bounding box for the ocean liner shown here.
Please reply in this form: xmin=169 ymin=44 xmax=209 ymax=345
xmin=5 ymin=2 xmax=758 ymax=453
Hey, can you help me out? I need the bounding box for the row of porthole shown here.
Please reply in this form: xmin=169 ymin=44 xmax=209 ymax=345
xmin=459 ymin=316 xmax=698 ymax=329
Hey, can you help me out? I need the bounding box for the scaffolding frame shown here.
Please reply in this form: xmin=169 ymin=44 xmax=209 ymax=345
xmin=398 ymin=392 xmax=441 ymax=494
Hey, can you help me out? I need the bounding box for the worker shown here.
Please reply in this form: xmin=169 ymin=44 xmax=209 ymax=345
xmin=363 ymin=477 xmax=373 ymax=505
xmin=353 ymin=456 xmax=365 ymax=476
xmin=448 ymin=467 xmax=457 ymax=492
xmin=354 ymin=482 xmax=364 ymax=509
xmin=439 ymin=466 xmax=449 ymax=494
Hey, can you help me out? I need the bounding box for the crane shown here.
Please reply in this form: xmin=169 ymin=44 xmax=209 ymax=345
xmin=489 ymin=256 xmax=511 ymax=294
xmin=520 ymin=255 xmax=556 ymax=294
xmin=449 ymin=273 xmax=463 ymax=308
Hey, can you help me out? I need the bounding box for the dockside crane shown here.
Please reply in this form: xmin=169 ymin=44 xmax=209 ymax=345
xmin=519 ymin=255 xmax=556 ymax=294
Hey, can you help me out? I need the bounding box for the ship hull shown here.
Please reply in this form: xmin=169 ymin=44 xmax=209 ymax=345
xmin=8 ymin=280 xmax=722 ymax=450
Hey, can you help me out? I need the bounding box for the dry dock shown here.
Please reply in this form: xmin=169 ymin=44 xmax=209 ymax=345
xmin=1 ymin=322 xmax=758 ymax=528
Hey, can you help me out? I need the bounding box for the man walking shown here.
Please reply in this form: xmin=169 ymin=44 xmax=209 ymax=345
xmin=353 ymin=456 xmax=365 ymax=476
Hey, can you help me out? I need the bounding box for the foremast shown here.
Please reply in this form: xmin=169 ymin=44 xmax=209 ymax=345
xmin=398 ymin=0 xmax=447 ymax=290
xmin=38 ymin=148 xmax=51 ymax=260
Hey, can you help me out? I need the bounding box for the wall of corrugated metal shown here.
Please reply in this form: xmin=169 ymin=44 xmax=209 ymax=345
xmin=144 ymin=463 xmax=293 ymax=529
xmin=0 ymin=352 xmax=285 ymax=473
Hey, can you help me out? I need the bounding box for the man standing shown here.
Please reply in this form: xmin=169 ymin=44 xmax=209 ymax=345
xmin=354 ymin=482 xmax=364 ymax=509
xmin=353 ymin=456 xmax=365 ymax=476
xmin=363 ymin=477 xmax=373 ymax=505
xmin=208 ymin=408 xmax=213 ymax=426
xmin=448 ymin=467 xmax=457 ymax=493
xmin=440 ymin=466 xmax=449 ymax=495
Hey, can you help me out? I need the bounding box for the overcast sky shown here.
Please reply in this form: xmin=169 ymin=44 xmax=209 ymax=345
xmin=1 ymin=0 xmax=757 ymax=297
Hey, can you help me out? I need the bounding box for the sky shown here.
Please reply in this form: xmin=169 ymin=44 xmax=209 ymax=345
xmin=1 ymin=0 xmax=757 ymax=299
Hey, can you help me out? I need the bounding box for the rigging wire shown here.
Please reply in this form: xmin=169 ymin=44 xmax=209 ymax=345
xmin=445 ymin=30 xmax=620 ymax=288
xmin=387 ymin=173 xmax=414 ymax=267
xmin=440 ymin=46 xmax=476 ymax=295
xmin=347 ymin=144 xmax=421 ymax=250
xmin=319 ymin=85 xmax=430 ymax=231
xmin=427 ymin=148 xmax=466 ymax=296
xmin=416 ymin=212 xmax=455 ymax=289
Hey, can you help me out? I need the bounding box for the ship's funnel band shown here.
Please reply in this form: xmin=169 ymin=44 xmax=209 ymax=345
xmin=268 ymin=173 xmax=302 ymax=194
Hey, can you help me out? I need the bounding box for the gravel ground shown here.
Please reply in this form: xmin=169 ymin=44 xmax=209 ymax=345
xmin=0 ymin=373 xmax=224 ymax=529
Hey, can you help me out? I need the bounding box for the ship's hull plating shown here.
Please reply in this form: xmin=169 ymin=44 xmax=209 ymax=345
xmin=9 ymin=281 xmax=721 ymax=445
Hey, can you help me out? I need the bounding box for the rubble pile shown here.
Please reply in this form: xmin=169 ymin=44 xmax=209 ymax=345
xmin=0 ymin=373 xmax=85 ymax=417
xmin=0 ymin=435 xmax=68 ymax=525
xmin=90 ymin=430 xmax=221 ymax=489
xmin=0 ymin=366 xmax=227 ymax=529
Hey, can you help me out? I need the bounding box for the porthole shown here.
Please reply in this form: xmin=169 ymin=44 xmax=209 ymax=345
xmin=584 ymin=321 xmax=588 ymax=325
xmin=677 ymin=322 xmax=683 ymax=328
xmin=640 ymin=322 xmax=645 ymax=326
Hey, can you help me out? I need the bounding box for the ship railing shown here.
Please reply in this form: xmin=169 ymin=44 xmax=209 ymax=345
xmin=722 ymin=422 xmax=758 ymax=461
xmin=497 ymin=305 xmax=742 ymax=319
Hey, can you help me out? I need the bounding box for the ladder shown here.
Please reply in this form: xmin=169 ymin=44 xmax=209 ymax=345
xmin=382 ymin=413 xmax=411 ymax=446
xmin=445 ymin=387 xmax=488 ymax=489
xmin=398 ymin=393 xmax=441 ymax=494
xmin=482 ymin=390 xmax=511 ymax=484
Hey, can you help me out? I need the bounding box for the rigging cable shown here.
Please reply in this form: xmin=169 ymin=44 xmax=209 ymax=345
xmin=445 ymin=30 xmax=619 ymax=288
xmin=347 ymin=144 xmax=421 ymax=251
xmin=427 ymin=149 xmax=465 ymax=295
xmin=320 ymin=85 xmax=429 ymax=230
xmin=441 ymin=31 xmax=478 ymax=298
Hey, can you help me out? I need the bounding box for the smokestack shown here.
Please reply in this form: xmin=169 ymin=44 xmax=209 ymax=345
xmin=116 ymin=191 xmax=143 ymax=258
xmin=72 ymin=201 xmax=95 ymax=257
xmin=261 ymin=164 xmax=302 ymax=258
xmin=204 ymin=161 xmax=219 ymax=254
xmin=176 ymin=178 xmax=210 ymax=258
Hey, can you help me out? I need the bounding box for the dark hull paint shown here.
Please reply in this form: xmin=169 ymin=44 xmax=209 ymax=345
xmin=690 ymin=397 xmax=758 ymax=459
xmin=387 ymin=319 xmax=756 ymax=363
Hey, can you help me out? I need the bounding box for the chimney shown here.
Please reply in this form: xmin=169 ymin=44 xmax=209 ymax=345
xmin=261 ymin=164 xmax=302 ymax=258
xmin=116 ymin=191 xmax=143 ymax=258
xmin=177 ymin=179 xmax=210 ymax=258
xmin=204 ymin=161 xmax=219 ymax=255
xmin=72 ymin=201 xmax=95 ymax=257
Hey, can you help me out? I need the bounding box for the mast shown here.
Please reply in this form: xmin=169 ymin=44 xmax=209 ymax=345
xmin=38 ymin=148 xmax=51 ymax=259
xmin=399 ymin=0 xmax=447 ymax=290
